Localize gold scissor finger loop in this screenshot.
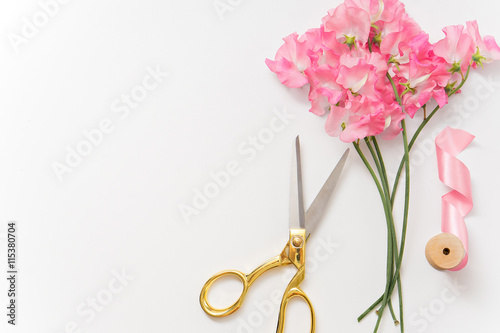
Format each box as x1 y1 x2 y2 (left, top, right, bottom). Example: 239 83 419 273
200 253 287 318
199 270 249 317
276 286 316 333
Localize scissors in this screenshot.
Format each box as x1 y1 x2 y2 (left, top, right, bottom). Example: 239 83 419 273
200 136 349 333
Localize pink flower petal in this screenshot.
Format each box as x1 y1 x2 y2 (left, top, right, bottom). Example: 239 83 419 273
325 105 349 136
323 4 371 45
434 25 474 72
265 57 308 88
265 32 314 88
466 20 500 65
340 113 386 142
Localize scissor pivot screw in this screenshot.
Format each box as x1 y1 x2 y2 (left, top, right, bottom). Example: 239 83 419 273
292 236 303 248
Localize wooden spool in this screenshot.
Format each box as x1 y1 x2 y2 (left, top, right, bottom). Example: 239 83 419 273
425 233 465 270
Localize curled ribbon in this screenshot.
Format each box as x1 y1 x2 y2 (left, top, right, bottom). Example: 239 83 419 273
433 126 475 271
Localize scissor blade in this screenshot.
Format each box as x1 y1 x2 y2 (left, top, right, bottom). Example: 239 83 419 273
305 148 349 238
289 136 306 230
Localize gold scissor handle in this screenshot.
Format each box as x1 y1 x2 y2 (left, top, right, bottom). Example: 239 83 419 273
276 267 315 333
200 269 249 317
200 253 289 317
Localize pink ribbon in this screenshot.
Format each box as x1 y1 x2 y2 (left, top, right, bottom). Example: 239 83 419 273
435 127 474 271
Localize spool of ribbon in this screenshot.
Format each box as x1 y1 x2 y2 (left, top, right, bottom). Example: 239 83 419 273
425 127 474 271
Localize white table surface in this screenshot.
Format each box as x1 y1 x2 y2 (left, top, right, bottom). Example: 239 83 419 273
1 1 499 332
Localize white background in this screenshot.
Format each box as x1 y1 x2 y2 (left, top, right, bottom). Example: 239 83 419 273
1 0 499 332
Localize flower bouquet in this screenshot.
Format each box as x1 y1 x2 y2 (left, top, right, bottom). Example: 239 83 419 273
266 0 499 331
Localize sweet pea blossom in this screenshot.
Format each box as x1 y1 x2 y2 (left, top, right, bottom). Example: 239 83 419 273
466 20 500 68
305 65 344 116
322 4 371 47
377 101 405 140
337 56 380 98
433 25 475 73
265 0 499 142
396 53 450 117
325 94 385 141
345 0 385 23
378 15 421 59
265 33 312 88
377 0 405 24
325 94 403 142
307 27 350 68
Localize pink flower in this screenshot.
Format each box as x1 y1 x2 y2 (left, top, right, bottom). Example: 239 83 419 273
339 112 386 142
336 55 379 98
325 95 388 142
379 15 421 58
396 54 450 117
320 29 351 63
325 105 349 138
322 4 371 47
325 92 404 142
305 65 344 116
265 33 312 88
466 20 500 68
433 25 475 73
405 32 433 62
378 101 405 140
345 0 385 23
364 51 389 76
307 27 350 68
377 0 405 24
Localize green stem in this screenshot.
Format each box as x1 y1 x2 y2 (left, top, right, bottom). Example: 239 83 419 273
394 118 410 331
373 137 401 327
352 142 394 279
352 142 385 205
359 138 397 332
370 137 400 279
388 299 399 325
397 274 404 332
386 72 402 105
390 104 438 206
359 127 410 319
372 137 399 269
358 295 383 322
